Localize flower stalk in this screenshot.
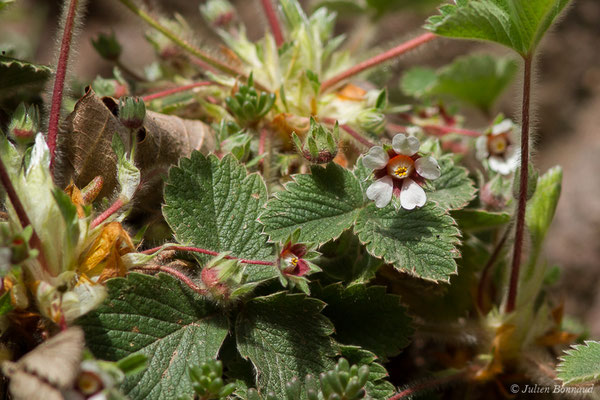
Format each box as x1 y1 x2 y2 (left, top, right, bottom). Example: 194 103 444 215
260 0 284 47
505 55 533 313
320 32 437 92
47 0 81 169
322 117 375 148
141 245 275 266
142 81 213 102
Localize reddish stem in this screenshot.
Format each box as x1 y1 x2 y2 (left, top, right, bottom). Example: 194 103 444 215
505 56 532 313
258 128 268 167
142 82 213 102
90 198 125 229
48 0 80 169
0 158 50 273
321 32 437 92
322 117 375 148
260 0 284 47
133 265 207 295
141 245 275 266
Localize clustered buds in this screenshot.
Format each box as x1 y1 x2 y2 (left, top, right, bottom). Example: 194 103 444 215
225 74 275 127
292 117 339 164
8 103 39 147
91 31 122 62
188 360 236 399
118 96 146 130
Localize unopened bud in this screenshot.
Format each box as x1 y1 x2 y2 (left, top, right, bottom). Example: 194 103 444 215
294 118 339 164
356 108 385 135
200 254 243 301
119 97 146 130
91 32 122 61
9 103 39 146
200 0 237 29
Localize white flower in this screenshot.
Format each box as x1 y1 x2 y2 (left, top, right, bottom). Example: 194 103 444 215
476 119 519 175
362 133 441 210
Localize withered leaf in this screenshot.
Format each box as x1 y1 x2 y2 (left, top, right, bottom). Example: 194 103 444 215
55 87 215 216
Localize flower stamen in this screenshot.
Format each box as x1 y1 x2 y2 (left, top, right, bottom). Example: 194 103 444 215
387 155 414 180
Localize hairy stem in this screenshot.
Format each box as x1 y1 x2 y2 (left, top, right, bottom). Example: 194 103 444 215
90 198 125 229
0 158 50 273
260 0 284 47
116 0 269 91
506 56 533 313
388 369 470 400
47 0 80 169
142 81 213 102
141 245 275 266
321 32 436 92
133 265 207 295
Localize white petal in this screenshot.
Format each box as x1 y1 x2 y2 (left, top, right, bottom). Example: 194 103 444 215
475 135 489 161
366 176 393 208
415 156 441 180
492 119 513 135
392 134 420 156
400 178 426 210
489 156 516 175
362 146 389 170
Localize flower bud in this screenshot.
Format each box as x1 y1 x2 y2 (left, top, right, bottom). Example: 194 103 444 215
200 0 237 29
8 103 39 147
91 32 122 61
356 108 385 135
200 254 243 301
293 117 339 164
119 97 146 130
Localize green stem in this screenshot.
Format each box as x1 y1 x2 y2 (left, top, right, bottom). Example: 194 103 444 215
116 0 269 91
505 55 533 313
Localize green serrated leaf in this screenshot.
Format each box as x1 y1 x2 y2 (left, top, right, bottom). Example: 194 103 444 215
236 292 338 399
403 54 518 112
451 209 510 232
313 284 413 359
0 56 51 99
355 203 460 282
427 156 476 211
77 273 229 400
526 166 562 248
339 346 396 399
163 153 276 282
261 163 365 245
557 341 600 385
426 0 573 56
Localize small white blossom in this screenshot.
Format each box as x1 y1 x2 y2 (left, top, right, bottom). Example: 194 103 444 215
476 119 519 175
362 133 441 210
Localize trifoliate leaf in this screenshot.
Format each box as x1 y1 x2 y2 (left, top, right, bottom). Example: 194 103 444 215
77 273 229 400
402 54 518 112
236 292 338 399
354 203 460 282
0 56 51 99
261 163 365 245
426 0 573 56
557 341 600 385
163 153 276 282
339 346 396 399
452 209 511 232
313 284 413 358
427 156 476 211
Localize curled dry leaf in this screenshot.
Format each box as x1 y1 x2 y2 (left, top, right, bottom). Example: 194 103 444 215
54 86 215 217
